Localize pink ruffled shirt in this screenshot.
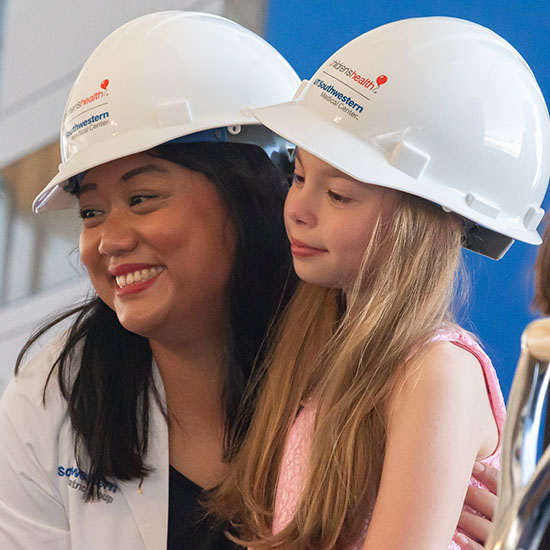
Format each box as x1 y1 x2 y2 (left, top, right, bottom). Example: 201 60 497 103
272 328 506 549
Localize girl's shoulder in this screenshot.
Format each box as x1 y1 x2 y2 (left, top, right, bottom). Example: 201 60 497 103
419 325 495 385
429 325 484 356
409 324 506 439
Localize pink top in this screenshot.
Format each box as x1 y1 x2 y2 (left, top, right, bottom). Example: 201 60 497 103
272 327 506 549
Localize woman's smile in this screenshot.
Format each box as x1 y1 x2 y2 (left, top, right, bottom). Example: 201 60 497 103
108 263 166 294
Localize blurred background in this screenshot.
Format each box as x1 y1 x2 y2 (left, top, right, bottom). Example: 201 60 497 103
0 0 549 403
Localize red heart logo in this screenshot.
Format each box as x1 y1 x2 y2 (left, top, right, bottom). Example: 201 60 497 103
376 75 387 86
100 79 109 90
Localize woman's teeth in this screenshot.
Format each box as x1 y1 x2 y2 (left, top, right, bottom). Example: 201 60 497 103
115 266 164 288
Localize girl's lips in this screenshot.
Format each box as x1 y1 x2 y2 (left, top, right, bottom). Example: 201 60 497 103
290 239 328 258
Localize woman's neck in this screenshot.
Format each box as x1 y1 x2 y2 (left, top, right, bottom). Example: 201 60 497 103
150 329 231 489
149 330 229 417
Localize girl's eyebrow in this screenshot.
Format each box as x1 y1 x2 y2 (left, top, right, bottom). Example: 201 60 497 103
295 149 351 179
78 164 170 196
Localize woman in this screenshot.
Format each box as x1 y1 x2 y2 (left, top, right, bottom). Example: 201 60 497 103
0 12 299 550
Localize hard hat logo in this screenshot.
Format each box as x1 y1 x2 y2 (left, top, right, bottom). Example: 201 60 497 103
373 75 388 92
328 58 387 96
313 78 363 121
64 111 110 140
64 82 110 121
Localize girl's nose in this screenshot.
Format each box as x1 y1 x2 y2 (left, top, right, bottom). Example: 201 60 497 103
285 182 318 227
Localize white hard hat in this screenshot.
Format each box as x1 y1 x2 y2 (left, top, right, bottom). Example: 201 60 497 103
252 17 550 259
33 11 300 213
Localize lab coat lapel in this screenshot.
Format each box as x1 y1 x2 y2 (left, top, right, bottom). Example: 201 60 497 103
119 365 169 550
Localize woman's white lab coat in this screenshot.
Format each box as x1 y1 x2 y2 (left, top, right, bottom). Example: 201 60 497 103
0 336 170 550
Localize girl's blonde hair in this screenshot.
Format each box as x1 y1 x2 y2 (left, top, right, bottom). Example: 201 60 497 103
212 192 464 549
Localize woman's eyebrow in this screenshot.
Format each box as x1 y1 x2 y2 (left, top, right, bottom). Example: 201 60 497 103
121 164 169 181
77 164 170 196
77 183 97 196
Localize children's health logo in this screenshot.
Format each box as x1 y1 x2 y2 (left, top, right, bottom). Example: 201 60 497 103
329 59 388 93
65 79 110 119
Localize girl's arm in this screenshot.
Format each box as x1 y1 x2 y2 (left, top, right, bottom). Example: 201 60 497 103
362 341 498 550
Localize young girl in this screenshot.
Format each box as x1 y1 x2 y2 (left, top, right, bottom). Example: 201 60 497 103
214 17 550 550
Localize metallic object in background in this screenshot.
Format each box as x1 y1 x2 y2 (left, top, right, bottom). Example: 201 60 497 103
487 318 550 550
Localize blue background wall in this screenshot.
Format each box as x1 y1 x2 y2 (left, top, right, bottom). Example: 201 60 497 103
266 0 550 402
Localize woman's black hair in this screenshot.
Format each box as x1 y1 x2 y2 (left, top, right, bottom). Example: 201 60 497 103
16 142 296 500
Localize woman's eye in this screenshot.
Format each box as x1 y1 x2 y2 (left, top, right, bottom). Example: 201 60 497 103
79 208 101 219
129 194 156 206
328 190 351 204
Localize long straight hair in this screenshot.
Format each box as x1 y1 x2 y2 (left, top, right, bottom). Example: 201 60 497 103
16 142 296 500
213 192 464 549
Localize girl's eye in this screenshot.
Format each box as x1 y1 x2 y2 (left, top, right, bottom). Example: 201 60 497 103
291 173 305 186
328 190 351 204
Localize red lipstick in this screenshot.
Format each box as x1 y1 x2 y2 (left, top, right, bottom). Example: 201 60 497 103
109 263 165 296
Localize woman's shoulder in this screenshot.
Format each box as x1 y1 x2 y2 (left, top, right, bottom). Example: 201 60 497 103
0 333 77 493
1 331 77 419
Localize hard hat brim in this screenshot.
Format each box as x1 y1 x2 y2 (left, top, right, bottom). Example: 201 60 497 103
33 121 265 213
252 100 543 247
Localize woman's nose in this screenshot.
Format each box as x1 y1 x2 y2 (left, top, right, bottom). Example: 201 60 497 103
98 209 138 256
285 183 317 227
